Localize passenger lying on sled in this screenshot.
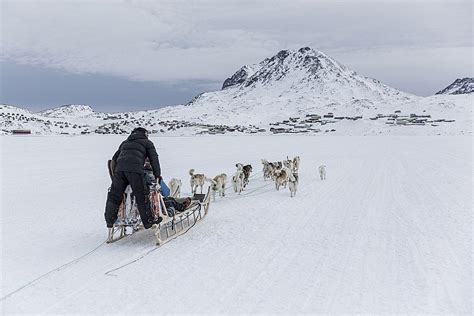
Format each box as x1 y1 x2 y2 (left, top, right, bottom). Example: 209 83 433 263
143 159 192 216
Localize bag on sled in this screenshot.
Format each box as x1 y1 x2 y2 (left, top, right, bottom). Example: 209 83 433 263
160 179 170 197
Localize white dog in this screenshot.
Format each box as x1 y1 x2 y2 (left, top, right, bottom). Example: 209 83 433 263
210 173 227 201
168 178 182 198
288 172 298 197
232 165 245 194
318 165 326 180
189 169 207 193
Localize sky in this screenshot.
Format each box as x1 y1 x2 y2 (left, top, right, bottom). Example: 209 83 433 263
0 0 472 112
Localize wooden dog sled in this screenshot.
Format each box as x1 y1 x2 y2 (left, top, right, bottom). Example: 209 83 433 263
106 160 211 245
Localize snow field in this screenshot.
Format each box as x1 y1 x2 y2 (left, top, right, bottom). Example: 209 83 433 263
1 135 472 313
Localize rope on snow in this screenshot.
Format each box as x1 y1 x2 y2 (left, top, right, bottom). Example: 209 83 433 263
0 235 111 302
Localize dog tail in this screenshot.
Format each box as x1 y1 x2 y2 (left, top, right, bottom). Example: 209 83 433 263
189 169 195 176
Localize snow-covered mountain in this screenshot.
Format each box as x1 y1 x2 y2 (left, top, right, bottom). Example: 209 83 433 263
175 47 411 125
436 78 474 95
39 104 97 118
154 47 471 134
1 47 472 136
222 47 406 98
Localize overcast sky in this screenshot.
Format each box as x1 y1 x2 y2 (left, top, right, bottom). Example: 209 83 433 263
1 0 472 112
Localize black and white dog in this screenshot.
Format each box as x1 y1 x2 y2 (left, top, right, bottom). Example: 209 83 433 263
235 163 253 188
262 160 283 181
242 164 253 187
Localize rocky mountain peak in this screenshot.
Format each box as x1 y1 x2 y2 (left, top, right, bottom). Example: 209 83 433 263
436 78 474 95
222 65 257 90
221 47 338 91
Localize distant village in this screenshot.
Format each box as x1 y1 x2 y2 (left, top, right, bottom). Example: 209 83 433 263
1 108 456 136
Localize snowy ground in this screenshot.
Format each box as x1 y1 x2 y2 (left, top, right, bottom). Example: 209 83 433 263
1 135 472 314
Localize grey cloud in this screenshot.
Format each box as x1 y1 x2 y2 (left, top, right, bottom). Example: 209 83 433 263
0 0 472 99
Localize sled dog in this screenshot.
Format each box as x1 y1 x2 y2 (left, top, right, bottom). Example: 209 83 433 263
293 156 301 173
241 164 253 187
288 172 299 197
210 173 227 201
271 162 284 180
284 157 295 172
269 161 283 180
261 159 274 181
318 165 326 180
189 169 207 193
274 167 291 190
168 178 182 198
232 164 245 194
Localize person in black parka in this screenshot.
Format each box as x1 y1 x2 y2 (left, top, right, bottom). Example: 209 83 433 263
104 127 162 229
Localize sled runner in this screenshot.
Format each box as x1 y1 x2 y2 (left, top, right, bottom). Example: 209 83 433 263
106 160 211 245
105 186 141 243
153 187 211 246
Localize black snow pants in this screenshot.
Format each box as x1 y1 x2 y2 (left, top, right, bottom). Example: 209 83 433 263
104 171 154 229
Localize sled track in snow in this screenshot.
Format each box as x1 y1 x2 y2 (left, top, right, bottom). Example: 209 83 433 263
1 169 294 304
1 205 210 304
0 239 108 302
1 176 266 301
104 209 203 276
3 137 471 313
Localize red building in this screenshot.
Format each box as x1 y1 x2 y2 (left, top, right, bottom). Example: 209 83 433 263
11 129 31 135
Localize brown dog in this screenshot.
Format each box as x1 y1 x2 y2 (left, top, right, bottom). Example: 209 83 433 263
189 169 207 194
